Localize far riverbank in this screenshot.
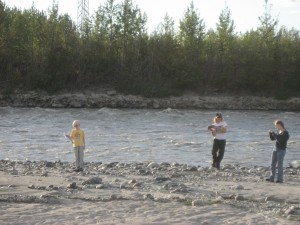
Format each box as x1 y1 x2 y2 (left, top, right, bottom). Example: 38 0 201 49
1 90 300 110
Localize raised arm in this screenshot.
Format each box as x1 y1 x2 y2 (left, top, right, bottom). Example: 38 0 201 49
216 126 227 133
272 131 289 143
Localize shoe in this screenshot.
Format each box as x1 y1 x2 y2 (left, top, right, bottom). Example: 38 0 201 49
73 168 83 172
266 178 274 182
276 180 283 183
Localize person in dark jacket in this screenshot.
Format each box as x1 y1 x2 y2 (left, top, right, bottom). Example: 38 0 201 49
266 120 289 183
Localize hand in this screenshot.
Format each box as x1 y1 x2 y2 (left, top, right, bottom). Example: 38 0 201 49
211 128 216 136
208 125 215 130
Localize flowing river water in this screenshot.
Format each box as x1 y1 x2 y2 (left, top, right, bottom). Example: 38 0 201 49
0 107 299 167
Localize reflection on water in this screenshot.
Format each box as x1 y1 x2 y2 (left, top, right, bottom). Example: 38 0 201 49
0 107 299 167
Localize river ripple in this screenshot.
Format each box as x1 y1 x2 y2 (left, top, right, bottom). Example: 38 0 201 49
0 107 299 167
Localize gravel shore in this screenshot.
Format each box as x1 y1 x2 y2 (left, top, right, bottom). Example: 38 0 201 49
1 160 300 224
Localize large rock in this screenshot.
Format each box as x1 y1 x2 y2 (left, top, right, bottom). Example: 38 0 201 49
290 160 300 169
82 177 102 185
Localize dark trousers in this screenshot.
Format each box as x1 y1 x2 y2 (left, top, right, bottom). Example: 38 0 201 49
212 139 226 168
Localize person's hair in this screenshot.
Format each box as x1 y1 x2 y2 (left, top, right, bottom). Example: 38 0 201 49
275 120 285 129
214 115 223 123
72 120 80 127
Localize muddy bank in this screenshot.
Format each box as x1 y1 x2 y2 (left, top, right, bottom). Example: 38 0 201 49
1 90 300 110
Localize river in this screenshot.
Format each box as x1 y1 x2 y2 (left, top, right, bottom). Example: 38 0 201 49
0 107 299 167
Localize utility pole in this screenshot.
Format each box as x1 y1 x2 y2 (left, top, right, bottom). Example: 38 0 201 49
77 0 89 35
76 0 89 86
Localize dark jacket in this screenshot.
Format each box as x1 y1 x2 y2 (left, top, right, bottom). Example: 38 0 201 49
269 130 289 150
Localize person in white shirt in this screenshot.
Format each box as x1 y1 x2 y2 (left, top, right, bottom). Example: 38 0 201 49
208 112 227 169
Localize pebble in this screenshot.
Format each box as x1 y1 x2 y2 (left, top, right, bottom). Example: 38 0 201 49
128 179 137 184
110 194 118 200
265 196 285 203
37 186 46 190
147 162 159 168
188 166 198 171
133 182 142 188
235 195 245 201
45 162 55 168
41 171 48 177
143 194 154 200
67 182 77 189
83 184 96 189
170 188 188 193
138 169 151 175
28 184 35 189
10 170 18 175
96 184 105 189
290 160 300 169
231 185 244 190
155 177 170 182
223 164 236 170
171 162 180 167
120 181 128 189
192 200 204 206
216 196 224 202
285 206 295 215
81 177 102 185
160 162 170 167
256 167 268 172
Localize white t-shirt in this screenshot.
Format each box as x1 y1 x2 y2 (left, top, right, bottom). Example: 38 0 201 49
213 121 227 140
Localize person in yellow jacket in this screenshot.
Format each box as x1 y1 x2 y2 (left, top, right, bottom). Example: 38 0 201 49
70 120 85 172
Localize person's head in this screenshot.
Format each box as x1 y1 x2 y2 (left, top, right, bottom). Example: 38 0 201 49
214 112 223 123
72 120 80 128
275 120 285 130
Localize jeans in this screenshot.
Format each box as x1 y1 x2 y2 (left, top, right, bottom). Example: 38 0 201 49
270 148 286 182
212 139 226 169
74 146 84 169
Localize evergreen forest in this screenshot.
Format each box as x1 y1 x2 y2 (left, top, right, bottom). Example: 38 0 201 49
0 0 300 98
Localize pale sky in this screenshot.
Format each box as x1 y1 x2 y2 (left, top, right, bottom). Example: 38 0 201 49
4 0 300 33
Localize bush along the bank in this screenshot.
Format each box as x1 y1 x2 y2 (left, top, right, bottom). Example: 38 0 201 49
0 0 300 98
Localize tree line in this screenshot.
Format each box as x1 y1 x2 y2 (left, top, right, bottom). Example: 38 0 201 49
0 0 299 98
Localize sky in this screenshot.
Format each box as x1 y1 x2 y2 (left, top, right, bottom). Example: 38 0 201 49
4 0 300 33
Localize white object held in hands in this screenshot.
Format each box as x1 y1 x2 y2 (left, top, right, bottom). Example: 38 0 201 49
64 133 73 143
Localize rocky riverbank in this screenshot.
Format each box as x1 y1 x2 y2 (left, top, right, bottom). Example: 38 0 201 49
1 90 300 110
1 159 300 224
